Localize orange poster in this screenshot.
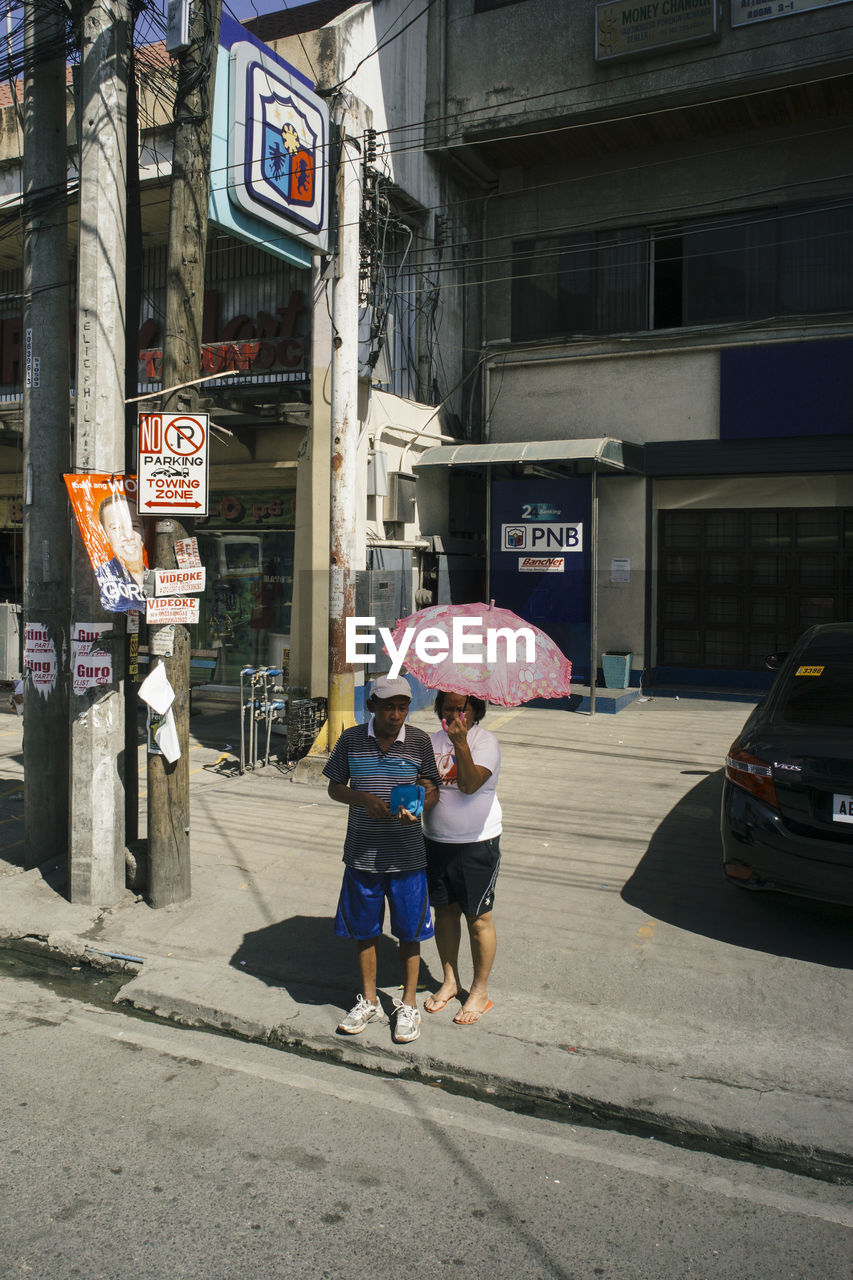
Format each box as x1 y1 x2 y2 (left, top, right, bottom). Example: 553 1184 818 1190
63 473 148 613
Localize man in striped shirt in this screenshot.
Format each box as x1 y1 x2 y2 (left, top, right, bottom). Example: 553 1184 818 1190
324 675 440 1043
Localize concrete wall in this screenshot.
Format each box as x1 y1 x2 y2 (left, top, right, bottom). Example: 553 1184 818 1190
486 348 720 445
597 475 646 669
481 118 853 344
273 1 437 216
414 464 450 538
655 473 853 511
430 0 853 146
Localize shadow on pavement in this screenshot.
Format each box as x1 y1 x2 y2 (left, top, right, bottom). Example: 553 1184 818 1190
0 844 68 893
622 770 853 969
188 707 242 752
230 916 437 1011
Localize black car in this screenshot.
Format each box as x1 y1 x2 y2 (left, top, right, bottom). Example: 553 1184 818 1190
721 622 853 905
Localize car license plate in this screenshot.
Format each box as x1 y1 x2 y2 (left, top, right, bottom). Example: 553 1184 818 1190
832 794 853 824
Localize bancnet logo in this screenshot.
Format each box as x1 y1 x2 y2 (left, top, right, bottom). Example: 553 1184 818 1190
346 617 536 679
519 556 564 573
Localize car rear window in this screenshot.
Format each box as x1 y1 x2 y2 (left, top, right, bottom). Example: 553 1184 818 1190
778 659 853 728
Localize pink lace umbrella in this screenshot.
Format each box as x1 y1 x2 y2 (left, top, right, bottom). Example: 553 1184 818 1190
387 601 572 708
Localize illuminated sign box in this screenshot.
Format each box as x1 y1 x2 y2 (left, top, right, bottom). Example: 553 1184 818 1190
595 1 719 62
227 37 329 253
210 15 325 266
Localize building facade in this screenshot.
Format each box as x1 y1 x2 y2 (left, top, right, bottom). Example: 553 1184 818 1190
415 0 853 690
0 0 470 721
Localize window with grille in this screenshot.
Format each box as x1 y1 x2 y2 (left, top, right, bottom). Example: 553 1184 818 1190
512 200 853 341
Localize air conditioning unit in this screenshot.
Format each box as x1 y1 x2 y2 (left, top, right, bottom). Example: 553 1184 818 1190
383 471 416 523
0 603 21 681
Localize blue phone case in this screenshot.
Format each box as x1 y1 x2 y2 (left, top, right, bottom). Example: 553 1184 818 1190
390 783 425 817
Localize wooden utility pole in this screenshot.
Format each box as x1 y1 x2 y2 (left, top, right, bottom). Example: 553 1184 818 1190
147 0 221 907
22 0 72 867
68 0 130 904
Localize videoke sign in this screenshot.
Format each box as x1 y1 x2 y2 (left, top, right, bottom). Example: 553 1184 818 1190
138 412 209 517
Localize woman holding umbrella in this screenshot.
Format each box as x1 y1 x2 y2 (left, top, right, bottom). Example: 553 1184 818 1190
387 600 570 1021
421 690 502 1025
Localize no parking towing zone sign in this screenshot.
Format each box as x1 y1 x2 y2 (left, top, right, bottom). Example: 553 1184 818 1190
138 412 209 516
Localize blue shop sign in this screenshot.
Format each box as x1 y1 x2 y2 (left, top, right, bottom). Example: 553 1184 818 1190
490 477 592 683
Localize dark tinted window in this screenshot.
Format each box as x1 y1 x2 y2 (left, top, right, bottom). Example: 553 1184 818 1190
777 638 853 728
513 200 853 342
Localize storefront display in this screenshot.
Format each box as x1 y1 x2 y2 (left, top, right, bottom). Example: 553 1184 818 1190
194 489 295 684
0 496 22 603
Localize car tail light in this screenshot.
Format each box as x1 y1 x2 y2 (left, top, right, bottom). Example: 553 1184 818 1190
724 862 758 882
725 746 778 807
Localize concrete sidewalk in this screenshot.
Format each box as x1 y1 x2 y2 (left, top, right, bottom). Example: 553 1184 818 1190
1 695 851 1181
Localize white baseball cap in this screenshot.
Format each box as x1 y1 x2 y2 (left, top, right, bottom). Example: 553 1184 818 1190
369 674 413 701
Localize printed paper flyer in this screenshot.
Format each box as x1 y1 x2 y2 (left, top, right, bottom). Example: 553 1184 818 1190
63 473 148 613
23 622 58 697
71 622 113 696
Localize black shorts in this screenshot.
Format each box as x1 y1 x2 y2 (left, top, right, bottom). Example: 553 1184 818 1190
425 835 501 917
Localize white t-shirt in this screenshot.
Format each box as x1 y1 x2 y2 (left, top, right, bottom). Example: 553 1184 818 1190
422 723 502 843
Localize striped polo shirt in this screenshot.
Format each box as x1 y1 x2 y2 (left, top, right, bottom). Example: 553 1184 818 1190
323 718 441 873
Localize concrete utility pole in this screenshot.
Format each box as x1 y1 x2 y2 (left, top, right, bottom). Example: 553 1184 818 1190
124 53 143 847
22 0 71 867
147 0 221 907
327 102 362 749
69 0 130 905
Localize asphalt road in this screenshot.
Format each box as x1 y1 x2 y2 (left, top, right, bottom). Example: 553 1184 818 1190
1 970 850 1280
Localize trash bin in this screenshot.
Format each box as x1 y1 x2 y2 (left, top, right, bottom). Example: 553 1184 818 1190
602 652 632 689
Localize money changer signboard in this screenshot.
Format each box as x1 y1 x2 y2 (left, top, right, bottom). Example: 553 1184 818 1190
595 1 719 62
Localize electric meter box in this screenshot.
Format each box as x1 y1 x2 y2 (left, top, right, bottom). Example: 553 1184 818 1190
166 0 191 52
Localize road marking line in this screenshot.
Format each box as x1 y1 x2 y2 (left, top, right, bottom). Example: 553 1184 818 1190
487 709 522 732
634 919 658 951
5 994 845 1230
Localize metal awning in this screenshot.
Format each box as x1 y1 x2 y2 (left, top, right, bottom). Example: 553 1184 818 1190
414 437 644 475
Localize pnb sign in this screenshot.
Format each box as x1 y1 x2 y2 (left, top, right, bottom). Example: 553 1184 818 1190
227 37 329 253
502 522 583 552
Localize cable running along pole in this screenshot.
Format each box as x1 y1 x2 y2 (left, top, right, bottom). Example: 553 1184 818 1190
22 0 72 868
146 0 221 907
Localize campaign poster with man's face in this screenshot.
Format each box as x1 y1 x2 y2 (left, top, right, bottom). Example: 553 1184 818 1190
64 473 148 613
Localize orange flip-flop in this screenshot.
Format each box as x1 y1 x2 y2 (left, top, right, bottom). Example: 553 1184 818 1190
453 1000 493 1025
424 993 454 1014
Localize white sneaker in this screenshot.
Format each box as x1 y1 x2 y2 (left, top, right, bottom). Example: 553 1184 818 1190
338 994 382 1034
392 998 421 1043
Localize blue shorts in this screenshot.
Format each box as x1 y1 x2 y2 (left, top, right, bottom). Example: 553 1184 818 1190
334 867 435 942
